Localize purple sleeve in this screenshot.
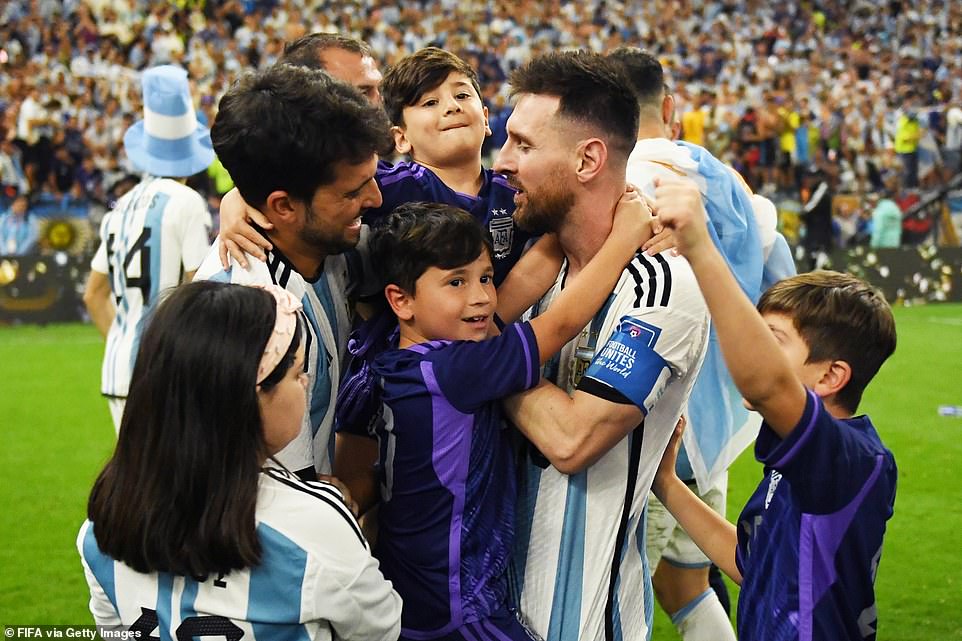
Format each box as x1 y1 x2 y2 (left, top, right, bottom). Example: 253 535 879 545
425 322 540 413
365 163 427 222
755 390 890 513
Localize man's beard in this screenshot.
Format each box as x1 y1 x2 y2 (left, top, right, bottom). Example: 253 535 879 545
513 173 575 235
301 201 359 257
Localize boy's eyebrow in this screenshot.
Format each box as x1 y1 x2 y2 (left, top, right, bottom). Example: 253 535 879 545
440 266 468 276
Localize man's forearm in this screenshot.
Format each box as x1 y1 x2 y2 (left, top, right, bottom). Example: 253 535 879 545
88 302 114 338
505 381 639 474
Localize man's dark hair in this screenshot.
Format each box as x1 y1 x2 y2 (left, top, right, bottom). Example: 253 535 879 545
281 32 374 70
381 47 482 127
87 281 302 579
369 201 492 294
508 51 639 160
758 271 897 414
608 47 665 109
211 64 392 207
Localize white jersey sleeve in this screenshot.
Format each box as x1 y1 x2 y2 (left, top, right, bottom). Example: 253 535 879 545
91 217 109 274
577 254 709 414
164 189 211 273
77 470 402 641
77 522 122 626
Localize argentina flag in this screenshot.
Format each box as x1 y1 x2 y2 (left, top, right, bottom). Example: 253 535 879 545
675 141 789 492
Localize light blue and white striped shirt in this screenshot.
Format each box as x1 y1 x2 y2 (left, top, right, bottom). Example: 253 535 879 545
78 467 401 641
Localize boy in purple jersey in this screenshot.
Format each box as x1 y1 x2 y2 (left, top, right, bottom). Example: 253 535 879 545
650 176 898 641
347 198 652 640
219 47 560 291
373 46 553 287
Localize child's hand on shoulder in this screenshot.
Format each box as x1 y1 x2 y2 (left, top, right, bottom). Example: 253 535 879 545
218 188 273 268
651 176 710 259
651 415 686 502
610 184 654 248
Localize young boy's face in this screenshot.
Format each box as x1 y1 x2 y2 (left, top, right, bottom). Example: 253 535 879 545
762 312 831 391
403 250 496 344
394 71 490 167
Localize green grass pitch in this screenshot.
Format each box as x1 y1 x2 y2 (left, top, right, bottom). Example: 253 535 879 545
0 305 960 638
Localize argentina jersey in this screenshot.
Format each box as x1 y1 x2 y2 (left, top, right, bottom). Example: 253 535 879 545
193 236 361 477
369 161 533 285
91 177 211 398
77 468 402 640
735 391 897 641
512 251 710 641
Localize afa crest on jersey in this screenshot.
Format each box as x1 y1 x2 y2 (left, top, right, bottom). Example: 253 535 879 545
488 210 513 259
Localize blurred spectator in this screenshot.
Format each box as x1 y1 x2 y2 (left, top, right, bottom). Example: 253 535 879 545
0 138 29 196
894 95 922 189
800 166 834 269
0 193 38 255
945 105 962 178
870 191 904 249
2 0 961 258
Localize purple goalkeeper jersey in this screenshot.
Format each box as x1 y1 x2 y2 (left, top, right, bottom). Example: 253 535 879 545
736 390 897 641
371 323 540 639
369 161 532 286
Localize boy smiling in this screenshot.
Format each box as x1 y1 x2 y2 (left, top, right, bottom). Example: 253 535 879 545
357 197 651 640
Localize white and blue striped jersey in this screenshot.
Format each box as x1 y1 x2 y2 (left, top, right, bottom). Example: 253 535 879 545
78 467 401 641
512 252 710 641
91 176 211 398
193 235 365 477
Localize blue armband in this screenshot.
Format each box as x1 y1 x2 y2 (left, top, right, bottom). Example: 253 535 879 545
582 316 670 412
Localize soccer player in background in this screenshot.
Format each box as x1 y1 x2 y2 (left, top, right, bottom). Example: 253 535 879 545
344 196 652 639
492 51 711 641
79 281 401 639
651 175 897 641
83 65 213 433
192 64 393 479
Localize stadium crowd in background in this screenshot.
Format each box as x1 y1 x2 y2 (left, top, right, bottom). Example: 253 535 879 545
1 0 961 252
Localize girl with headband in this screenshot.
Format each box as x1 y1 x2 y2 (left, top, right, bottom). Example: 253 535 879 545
77 281 401 640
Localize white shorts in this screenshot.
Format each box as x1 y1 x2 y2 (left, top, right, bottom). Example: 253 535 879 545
107 397 126 434
646 473 727 570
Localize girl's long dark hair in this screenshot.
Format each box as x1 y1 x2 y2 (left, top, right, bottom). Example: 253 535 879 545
87 281 301 579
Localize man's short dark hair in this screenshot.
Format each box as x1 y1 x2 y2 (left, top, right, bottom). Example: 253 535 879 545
608 47 665 109
381 47 482 127
211 64 392 207
369 202 492 294
281 32 374 71
508 51 639 160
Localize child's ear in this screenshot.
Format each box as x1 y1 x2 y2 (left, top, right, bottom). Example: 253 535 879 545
483 105 491 137
384 283 414 321
814 359 852 402
391 125 412 155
